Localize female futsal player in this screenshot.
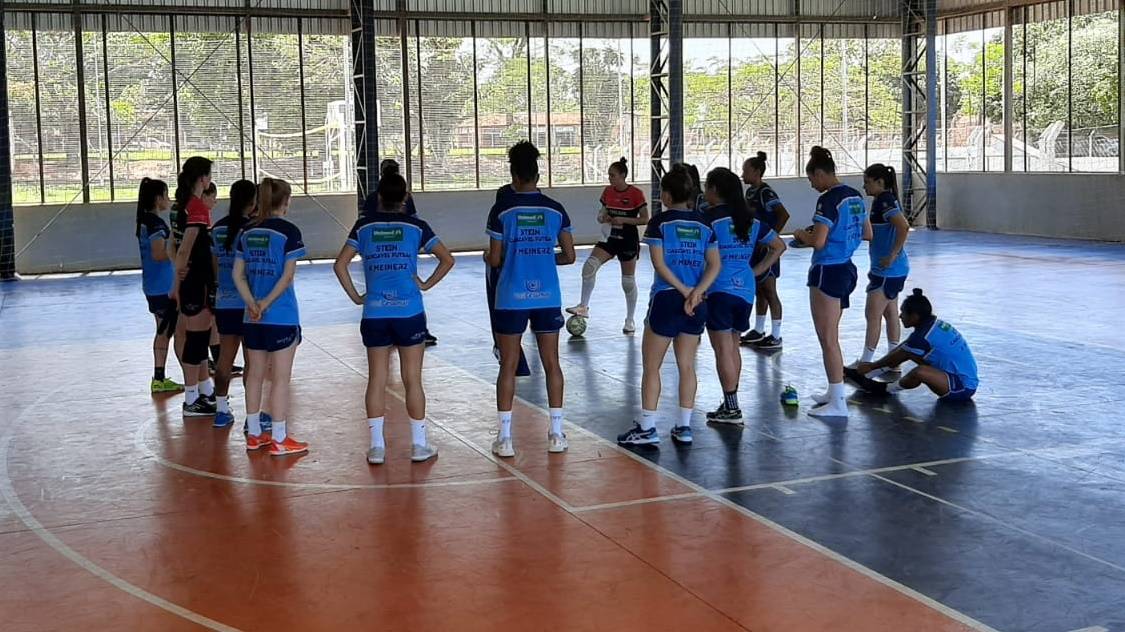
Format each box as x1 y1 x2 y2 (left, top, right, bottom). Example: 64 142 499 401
703 168 785 423
566 157 648 334
486 141 575 458
233 177 308 457
334 172 455 465
852 163 910 376
136 178 181 394
739 152 791 350
171 157 217 417
847 289 979 401
790 147 870 419
617 164 721 446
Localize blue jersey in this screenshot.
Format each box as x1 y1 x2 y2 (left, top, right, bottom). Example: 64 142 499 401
811 184 867 266
869 191 909 277
486 191 572 310
210 216 245 310
347 212 440 319
643 209 717 294
137 213 173 297
235 218 306 326
746 183 783 231
707 205 777 303
903 317 979 390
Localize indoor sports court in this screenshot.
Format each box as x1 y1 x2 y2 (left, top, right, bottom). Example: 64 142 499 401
1 1 1124 631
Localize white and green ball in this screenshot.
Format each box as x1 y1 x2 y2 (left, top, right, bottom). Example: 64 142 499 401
566 315 588 337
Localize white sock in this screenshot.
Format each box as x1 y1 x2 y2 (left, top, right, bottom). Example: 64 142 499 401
622 275 638 321
679 407 693 427
247 411 262 436
828 382 846 403
199 378 214 397
860 347 876 363
549 408 564 436
368 417 385 449
887 381 905 394
216 395 230 414
272 420 287 443
640 409 657 431
185 384 199 405
755 314 767 332
888 339 900 353
580 257 602 307
771 319 782 339
410 418 427 446
497 411 513 440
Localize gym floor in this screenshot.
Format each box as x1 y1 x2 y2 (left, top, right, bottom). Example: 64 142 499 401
1 230 1123 631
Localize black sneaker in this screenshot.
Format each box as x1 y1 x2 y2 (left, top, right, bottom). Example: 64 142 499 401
424 332 438 347
201 392 216 405
706 406 744 424
208 359 216 374
740 330 766 345
231 364 244 377
183 398 217 418
754 335 783 350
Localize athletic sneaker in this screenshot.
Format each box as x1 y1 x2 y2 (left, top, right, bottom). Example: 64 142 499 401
243 411 274 435
670 425 693 444
808 402 849 419
366 446 386 465
270 436 309 457
201 392 216 405
150 378 184 394
740 330 766 345
424 332 438 347
491 437 515 458
212 411 235 429
183 398 216 418
411 444 439 462
780 385 799 407
706 406 744 424
623 319 636 335
844 367 889 394
230 364 244 377
754 335 783 350
246 432 272 451
547 433 568 453
617 423 660 445
565 304 589 318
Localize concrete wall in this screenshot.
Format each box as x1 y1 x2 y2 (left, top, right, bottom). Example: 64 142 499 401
938 172 1125 242
12 176 851 274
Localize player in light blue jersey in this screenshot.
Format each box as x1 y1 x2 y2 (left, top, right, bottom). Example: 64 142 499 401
335 172 455 465
791 147 872 419
852 163 911 379
701 168 785 424
617 165 721 447
234 177 308 458
135 178 183 395
848 289 978 401
485 141 576 458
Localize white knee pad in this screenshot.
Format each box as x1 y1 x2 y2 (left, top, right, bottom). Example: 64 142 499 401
621 274 637 294
582 256 603 281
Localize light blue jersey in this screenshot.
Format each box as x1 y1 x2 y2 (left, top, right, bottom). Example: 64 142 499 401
210 216 245 310
811 184 867 266
707 205 776 304
235 218 306 326
486 191 572 310
137 213 173 297
643 209 717 294
903 317 979 390
347 212 440 319
869 191 909 277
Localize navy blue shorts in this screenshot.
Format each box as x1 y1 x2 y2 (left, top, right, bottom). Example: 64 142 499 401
751 246 780 280
941 373 977 402
146 294 170 316
361 314 428 348
493 308 564 336
705 292 753 333
243 324 301 352
214 308 245 337
808 262 859 309
646 290 707 338
866 273 907 300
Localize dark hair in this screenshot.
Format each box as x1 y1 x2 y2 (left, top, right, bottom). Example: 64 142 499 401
744 151 768 174
684 163 703 207
379 159 400 179
508 141 540 183
705 168 754 243
901 288 933 320
660 163 694 204
609 157 629 178
135 177 168 237
224 179 257 250
173 156 213 235
805 146 836 176
864 163 899 199
377 173 408 211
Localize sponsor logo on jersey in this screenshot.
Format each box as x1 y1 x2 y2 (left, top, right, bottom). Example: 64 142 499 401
517 212 546 227
372 227 405 242
246 234 270 249
676 225 702 241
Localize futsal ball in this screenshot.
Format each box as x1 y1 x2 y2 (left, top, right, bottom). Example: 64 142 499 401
566 315 588 337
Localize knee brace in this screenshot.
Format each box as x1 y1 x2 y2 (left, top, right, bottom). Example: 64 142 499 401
582 256 603 281
621 274 637 294
182 330 212 365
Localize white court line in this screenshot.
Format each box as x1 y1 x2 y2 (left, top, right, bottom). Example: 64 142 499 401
1066 626 1109 632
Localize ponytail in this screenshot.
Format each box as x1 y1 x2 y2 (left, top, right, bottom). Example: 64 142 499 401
660 163 694 204
609 156 629 178
805 146 836 176
901 288 933 320
173 156 213 236
864 163 899 200
224 179 257 250
744 151 767 175
257 177 292 222
135 178 168 237
705 168 754 243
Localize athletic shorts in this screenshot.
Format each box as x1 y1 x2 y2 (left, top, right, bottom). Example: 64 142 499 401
941 373 977 402
646 290 707 338
594 237 640 262
705 292 753 333
214 308 246 337
807 262 859 309
243 324 301 352
361 314 428 348
751 246 781 281
146 294 171 316
179 276 212 317
493 308 564 336
866 273 907 301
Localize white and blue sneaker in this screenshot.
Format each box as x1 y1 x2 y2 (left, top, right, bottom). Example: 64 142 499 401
617 423 660 446
670 425 693 444
212 411 235 429
242 411 274 435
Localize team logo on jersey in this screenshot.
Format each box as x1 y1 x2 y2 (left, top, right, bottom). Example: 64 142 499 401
246 234 270 249
675 225 701 241
526 280 541 292
938 321 953 333
517 212 546 227
848 200 866 215
372 227 404 242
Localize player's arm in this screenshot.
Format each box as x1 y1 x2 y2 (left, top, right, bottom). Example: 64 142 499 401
619 204 649 226
333 244 364 305
771 202 790 234
258 259 298 314
796 222 830 250
751 233 786 277
170 225 200 298
648 244 690 297
555 231 576 266
486 238 504 268
419 242 455 290
863 217 874 242
887 212 910 260
232 258 256 312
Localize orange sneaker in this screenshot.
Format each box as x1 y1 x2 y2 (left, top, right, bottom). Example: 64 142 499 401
246 432 272 451
269 436 308 457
